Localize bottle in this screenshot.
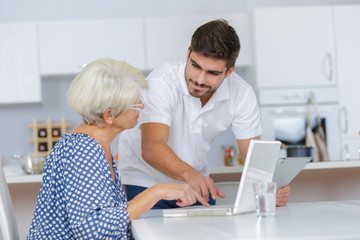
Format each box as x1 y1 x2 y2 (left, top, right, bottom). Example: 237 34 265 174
238 154 243 165
224 147 234 166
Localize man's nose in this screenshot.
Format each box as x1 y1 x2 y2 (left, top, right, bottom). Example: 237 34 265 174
196 71 207 85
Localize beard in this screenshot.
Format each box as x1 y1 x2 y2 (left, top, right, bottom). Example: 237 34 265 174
186 78 222 98
187 79 212 98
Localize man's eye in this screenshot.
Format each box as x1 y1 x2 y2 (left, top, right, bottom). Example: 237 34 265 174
192 63 200 69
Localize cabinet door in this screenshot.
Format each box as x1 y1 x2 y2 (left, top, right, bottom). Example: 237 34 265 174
39 18 146 75
334 5 360 139
0 22 40 103
145 14 251 70
254 6 336 88
341 139 360 161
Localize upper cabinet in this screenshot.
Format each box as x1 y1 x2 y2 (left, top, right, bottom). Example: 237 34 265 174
253 6 337 88
145 13 252 70
0 22 41 104
38 18 146 75
38 14 251 74
334 5 360 158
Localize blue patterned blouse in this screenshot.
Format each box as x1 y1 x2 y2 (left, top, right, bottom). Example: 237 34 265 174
27 133 131 239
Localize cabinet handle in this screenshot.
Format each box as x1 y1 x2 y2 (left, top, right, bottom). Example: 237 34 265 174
327 53 334 81
342 143 351 160
340 105 348 134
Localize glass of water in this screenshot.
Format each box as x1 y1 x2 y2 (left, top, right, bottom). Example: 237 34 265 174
253 181 277 218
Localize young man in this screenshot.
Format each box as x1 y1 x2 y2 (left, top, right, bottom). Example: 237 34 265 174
118 19 290 208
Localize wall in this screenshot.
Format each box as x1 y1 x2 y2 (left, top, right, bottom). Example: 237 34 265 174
0 77 81 165
0 0 254 167
1 0 359 167
2 1 360 239
1 0 360 23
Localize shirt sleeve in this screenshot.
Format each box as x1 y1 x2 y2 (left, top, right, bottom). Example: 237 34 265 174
138 66 177 127
63 141 130 239
232 86 263 139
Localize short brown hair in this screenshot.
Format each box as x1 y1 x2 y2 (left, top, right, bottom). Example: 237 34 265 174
189 19 240 69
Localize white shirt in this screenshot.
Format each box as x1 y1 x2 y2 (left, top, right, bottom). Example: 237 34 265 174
118 61 262 187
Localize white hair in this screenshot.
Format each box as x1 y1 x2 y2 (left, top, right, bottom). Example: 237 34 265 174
67 58 148 127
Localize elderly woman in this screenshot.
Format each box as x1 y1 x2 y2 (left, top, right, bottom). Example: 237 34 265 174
27 59 208 239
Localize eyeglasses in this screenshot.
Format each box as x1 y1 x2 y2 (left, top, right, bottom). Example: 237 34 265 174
130 103 144 111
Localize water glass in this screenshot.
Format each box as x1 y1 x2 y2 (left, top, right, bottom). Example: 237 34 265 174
253 181 277 218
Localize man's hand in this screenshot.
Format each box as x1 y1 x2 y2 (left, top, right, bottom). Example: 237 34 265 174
185 172 226 202
276 185 291 207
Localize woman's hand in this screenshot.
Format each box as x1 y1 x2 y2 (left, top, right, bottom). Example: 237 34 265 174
276 185 291 207
155 183 210 207
127 183 209 221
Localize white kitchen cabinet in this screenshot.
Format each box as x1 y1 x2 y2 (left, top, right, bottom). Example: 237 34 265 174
334 5 360 142
38 18 146 75
0 22 40 104
341 138 360 161
145 13 252 70
253 6 336 88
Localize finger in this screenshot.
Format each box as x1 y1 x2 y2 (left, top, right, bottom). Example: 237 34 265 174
204 178 219 200
175 194 195 207
207 182 219 200
277 185 291 194
276 195 289 207
199 181 209 199
216 188 226 199
195 192 209 207
276 192 290 198
176 199 189 207
276 200 288 207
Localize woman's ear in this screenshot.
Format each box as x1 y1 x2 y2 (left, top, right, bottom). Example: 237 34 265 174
102 108 114 125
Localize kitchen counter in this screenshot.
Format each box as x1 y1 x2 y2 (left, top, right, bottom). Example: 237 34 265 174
5 160 360 239
132 200 360 240
210 159 360 174
210 160 360 203
5 160 360 184
6 174 42 184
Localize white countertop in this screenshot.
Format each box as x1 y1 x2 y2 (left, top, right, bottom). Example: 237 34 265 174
132 200 360 240
210 159 360 174
5 173 42 184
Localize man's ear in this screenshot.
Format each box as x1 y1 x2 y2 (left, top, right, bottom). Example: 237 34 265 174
225 65 235 78
102 108 113 125
186 47 191 59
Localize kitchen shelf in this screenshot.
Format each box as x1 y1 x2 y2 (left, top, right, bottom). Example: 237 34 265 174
28 137 61 143
27 117 71 157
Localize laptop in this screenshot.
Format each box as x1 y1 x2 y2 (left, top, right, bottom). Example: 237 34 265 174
162 140 281 217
